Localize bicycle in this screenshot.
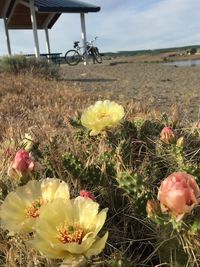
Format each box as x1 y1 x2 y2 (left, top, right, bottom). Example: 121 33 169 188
65 37 102 66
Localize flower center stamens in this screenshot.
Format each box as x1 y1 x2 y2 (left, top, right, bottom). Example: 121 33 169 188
98 112 109 119
25 198 44 218
57 223 84 244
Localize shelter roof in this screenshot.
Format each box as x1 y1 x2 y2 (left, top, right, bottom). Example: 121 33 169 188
0 0 100 29
33 0 100 13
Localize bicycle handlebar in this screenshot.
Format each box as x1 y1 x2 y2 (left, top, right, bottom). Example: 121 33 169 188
74 37 98 46
87 37 98 45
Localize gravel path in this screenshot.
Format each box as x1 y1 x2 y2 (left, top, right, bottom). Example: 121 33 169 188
61 59 200 121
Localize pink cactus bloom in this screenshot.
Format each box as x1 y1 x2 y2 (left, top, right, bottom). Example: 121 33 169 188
160 126 176 144
80 190 96 201
158 172 200 220
11 149 34 176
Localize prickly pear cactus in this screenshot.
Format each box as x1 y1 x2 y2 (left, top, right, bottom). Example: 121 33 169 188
117 171 151 214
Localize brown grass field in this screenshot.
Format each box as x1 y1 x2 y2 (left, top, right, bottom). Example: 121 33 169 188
61 56 200 122
1 54 200 127
0 54 200 267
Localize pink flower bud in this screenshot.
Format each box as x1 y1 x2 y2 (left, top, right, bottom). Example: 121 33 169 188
80 190 96 201
160 126 176 144
158 172 200 220
8 149 34 178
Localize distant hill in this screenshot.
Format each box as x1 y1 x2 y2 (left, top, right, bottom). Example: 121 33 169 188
104 45 200 57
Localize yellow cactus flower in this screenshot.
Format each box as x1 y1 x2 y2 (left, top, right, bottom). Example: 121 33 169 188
31 197 108 265
81 100 125 135
0 178 70 233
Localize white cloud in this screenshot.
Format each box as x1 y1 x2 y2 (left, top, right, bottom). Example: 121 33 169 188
0 0 200 55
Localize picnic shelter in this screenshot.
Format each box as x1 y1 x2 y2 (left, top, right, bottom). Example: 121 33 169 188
0 0 100 59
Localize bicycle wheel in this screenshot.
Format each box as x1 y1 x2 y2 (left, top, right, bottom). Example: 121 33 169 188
65 50 80 65
93 47 102 64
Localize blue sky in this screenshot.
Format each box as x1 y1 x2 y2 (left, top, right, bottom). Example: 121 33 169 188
0 0 200 55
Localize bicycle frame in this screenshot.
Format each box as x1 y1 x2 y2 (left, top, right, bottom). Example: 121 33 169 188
74 37 98 57
65 37 102 65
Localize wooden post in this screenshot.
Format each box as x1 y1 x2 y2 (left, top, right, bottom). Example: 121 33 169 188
3 17 11 55
45 27 51 54
30 0 40 59
80 13 87 65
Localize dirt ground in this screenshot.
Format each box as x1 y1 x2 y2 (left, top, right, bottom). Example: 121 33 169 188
61 55 200 122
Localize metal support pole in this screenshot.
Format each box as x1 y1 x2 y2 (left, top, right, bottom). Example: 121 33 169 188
3 17 11 55
30 0 40 59
45 27 51 54
80 13 87 65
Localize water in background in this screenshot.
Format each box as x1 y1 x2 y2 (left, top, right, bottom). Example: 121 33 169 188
166 59 200 67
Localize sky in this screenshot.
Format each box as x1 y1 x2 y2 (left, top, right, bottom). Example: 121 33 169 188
1 0 200 55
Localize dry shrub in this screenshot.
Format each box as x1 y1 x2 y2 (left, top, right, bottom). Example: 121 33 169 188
0 55 60 79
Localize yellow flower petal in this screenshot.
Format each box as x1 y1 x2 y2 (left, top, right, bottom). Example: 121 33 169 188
55 235 95 254
81 100 124 135
17 180 42 205
0 192 27 232
32 198 108 261
31 238 67 259
90 130 100 136
41 178 70 201
85 232 108 258
0 179 70 234
93 208 108 236
72 197 100 230
34 201 72 245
